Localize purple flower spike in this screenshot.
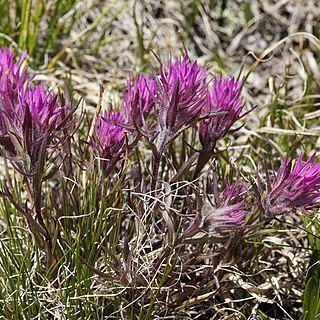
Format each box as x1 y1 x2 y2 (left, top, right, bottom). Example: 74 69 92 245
0 48 28 98
123 75 156 128
93 112 126 164
0 80 70 176
204 183 247 229
0 49 29 139
262 153 320 217
199 75 245 151
23 83 59 128
0 84 61 169
154 55 208 152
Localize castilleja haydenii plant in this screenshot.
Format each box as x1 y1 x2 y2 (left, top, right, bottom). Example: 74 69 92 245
0 48 28 98
153 55 208 153
148 55 208 188
203 183 248 230
92 111 126 174
0 49 72 174
122 74 156 129
181 182 248 241
199 75 245 151
193 75 246 179
262 153 320 217
0 49 28 151
0 48 76 266
2 48 320 313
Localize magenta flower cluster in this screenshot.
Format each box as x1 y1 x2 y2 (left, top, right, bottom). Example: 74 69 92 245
0 49 68 173
182 183 247 239
262 153 320 217
199 75 245 151
0 48 28 98
92 54 320 225
123 75 156 128
93 112 125 164
204 183 248 229
93 55 245 153
91 54 249 226
0 49 28 140
153 55 207 151
3 49 320 229
93 55 245 172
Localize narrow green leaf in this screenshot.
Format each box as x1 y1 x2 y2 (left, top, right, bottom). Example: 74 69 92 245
303 276 320 320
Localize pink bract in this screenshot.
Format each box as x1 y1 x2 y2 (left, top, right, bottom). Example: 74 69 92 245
263 153 320 216
199 75 245 150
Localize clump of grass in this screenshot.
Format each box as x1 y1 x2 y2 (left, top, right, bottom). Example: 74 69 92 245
0 0 126 69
